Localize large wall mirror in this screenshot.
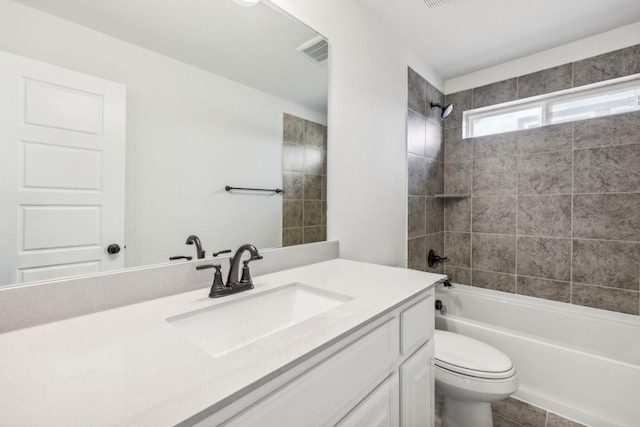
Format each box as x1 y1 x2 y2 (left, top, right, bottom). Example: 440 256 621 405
0 0 328 288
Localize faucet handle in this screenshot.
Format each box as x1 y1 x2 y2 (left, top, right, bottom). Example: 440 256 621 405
212 249 232 257
209 265 226 296
197 264 227 297
196 264 229 298
239 260 254 287
427 249 448 268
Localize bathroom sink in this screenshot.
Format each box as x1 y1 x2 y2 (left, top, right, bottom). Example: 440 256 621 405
167 283 352 357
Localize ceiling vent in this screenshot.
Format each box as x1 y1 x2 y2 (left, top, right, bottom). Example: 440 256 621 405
424 0 450 9
297 36 328 63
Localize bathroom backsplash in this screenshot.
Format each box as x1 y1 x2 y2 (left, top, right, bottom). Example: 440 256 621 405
0 240 339 333
440 44 640 316
282 113 328 246
407 68 446 275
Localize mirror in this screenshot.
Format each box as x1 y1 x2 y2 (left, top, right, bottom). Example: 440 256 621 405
0 0 328 288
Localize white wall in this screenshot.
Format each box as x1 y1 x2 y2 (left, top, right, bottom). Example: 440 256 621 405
270 0 441 267
445 20 640 94
0 1 326 269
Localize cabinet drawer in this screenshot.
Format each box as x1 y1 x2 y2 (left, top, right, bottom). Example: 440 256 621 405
337 374 399 427
223 318 400 427
400 293 433 355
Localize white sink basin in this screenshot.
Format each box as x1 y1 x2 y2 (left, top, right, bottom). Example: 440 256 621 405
167 283 352 357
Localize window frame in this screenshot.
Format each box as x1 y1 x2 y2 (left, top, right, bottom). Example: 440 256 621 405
462 73 640 139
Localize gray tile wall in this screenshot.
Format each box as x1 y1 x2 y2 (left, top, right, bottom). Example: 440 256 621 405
407 68 445 273
442 44 640 316
282 113 327 246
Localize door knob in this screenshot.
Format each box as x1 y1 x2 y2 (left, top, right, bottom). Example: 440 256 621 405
107 244 121 255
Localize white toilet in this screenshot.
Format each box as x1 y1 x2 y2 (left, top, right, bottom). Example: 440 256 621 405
434 330 518 427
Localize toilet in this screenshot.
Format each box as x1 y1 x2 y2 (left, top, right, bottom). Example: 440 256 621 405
434 330 518 427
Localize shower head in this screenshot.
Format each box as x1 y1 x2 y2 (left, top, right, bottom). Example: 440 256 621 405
430 102 455 120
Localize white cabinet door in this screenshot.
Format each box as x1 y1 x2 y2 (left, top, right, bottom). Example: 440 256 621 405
400 343 433 427
337 374 400 427
0 51 126 285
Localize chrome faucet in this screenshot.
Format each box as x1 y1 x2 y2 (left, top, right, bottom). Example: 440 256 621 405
185 235 205 259
227 244 263 288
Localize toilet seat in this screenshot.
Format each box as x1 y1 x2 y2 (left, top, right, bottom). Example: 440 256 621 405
434 330 516 380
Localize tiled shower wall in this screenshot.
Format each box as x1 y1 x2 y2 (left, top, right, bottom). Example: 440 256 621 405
282 113 327 247
407 68 446 273
443 44 640 316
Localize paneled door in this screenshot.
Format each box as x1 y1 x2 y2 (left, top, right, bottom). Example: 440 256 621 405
0 51 126 285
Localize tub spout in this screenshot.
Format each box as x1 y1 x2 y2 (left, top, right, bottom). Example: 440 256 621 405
442 279 454 289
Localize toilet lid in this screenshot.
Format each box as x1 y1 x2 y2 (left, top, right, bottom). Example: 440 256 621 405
434 330 515 379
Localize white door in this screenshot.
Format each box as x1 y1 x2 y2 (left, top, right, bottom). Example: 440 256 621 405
0 51 126 285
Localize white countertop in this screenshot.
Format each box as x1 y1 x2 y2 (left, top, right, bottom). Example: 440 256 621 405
0 259 444 426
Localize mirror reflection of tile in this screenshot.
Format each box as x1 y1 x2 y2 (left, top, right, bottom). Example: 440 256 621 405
282 113 327 246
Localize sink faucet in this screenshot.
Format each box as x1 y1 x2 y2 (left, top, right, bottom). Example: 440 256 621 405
196 244 263 298
185 235 205 259
227 244 263 288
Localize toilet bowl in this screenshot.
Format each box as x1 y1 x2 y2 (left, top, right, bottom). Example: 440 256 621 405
434 330 518 427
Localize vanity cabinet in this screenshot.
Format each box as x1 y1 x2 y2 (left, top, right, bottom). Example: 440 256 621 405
195 289 434 427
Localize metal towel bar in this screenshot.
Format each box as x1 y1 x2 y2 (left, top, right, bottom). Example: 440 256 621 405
225 186 284 194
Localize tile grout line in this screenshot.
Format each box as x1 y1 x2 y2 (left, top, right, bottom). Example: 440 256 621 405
469 89 474 287
468 89 476 286
515 131 519 295
571 280 640 293
570 121 575 305
467 191 640 196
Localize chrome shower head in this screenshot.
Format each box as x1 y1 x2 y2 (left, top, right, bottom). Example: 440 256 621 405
430 102 455 120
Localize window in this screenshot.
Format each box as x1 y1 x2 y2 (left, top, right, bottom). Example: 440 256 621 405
463 74 640 139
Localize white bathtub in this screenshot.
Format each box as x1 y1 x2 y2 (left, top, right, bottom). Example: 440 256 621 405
435 284 640 427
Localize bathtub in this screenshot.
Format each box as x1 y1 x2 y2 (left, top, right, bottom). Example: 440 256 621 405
435 284 640 427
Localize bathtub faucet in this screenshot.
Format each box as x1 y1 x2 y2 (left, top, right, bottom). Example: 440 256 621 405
428 249 448 268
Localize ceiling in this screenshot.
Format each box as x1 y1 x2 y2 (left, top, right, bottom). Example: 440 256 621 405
12 0 329 113
355 0 640 81
10 0 640 105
